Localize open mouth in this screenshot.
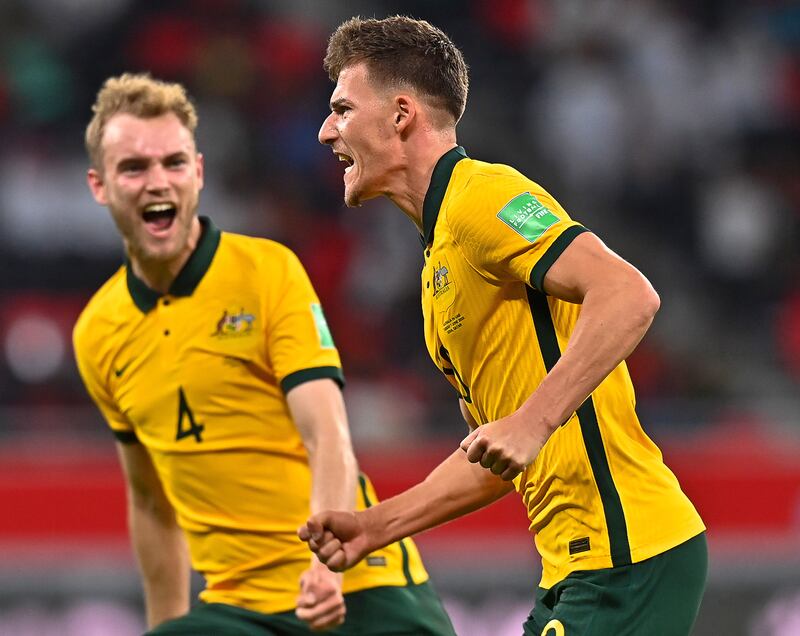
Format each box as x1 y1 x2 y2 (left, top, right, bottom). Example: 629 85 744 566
142 203 177 232
336 152 355 174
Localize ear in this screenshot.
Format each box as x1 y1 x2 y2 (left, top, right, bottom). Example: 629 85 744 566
393 95 416 135
196 152 205 191
87 168 108 206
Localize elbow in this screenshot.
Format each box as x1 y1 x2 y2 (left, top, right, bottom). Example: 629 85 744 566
634 279 660 331
643 284 660 321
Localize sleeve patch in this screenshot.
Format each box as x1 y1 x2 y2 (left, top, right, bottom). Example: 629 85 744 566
310 303 335 349
497 192 559 242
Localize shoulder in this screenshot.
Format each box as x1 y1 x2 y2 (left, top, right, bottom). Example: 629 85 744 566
219 231 302 272
215 232 312 302
446 159 549 221
444 159 559 238
73 266 129 351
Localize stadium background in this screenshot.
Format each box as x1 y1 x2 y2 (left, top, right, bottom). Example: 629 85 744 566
1 1 799 634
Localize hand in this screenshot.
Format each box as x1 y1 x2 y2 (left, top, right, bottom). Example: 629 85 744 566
459 413 546 481
298 511 371 572
295 561 345 631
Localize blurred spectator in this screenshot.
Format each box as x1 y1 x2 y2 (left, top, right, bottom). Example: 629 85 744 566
0 0 797 442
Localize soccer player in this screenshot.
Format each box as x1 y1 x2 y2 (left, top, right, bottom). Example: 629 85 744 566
299 16 708 636
73 73 455 636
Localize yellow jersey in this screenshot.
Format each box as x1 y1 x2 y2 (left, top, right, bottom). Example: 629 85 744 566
421 148 705 589
74 217 428 614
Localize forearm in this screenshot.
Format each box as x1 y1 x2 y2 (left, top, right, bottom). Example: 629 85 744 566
360 449 514 550
129 501 190 628
307 434 358 515
521 280 659 433
289 379 358 515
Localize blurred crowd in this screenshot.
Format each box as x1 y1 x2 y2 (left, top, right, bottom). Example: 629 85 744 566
0 0 798 445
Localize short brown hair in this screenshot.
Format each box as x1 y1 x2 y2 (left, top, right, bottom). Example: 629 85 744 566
324 16 468 125
85 73 198 169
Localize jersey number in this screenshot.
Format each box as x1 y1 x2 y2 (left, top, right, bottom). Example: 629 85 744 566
439 345 472 404
541 619 565 636
176 387 204 442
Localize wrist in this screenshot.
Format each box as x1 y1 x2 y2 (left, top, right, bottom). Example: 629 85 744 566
358 507 386 552
515 400 559 438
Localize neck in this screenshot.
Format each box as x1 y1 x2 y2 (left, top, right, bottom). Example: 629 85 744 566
388 135 458 232
128 217 202 294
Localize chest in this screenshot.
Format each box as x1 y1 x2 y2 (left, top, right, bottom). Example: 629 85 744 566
420 243 505 371
110 292 268 434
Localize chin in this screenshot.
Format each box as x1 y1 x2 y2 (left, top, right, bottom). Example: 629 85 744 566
344 189 361 208
344 183 378 208
134 237 181 263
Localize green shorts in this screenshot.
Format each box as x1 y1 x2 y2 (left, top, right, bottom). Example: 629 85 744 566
147 581 456 636
524 532 708 636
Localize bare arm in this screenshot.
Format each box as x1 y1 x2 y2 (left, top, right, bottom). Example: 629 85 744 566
462 232 661 479
116 442 190 629
299 449 514 571
287 378 358 515
361 448 515 546
286 378 356 630
527 231 659 428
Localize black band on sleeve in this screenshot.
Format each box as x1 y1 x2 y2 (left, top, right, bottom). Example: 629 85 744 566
112 430 140 444
281 366 345 394
529 225 590 293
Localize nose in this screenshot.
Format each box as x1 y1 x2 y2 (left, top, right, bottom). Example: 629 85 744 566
318 112 337 146
145 163 169 191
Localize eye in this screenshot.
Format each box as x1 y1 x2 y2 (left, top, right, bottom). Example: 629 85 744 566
165 155 188 169
119 162 145 175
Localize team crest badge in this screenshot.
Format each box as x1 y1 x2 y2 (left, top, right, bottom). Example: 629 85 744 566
212 307 256 337
434 263 450 294
431 256 455 309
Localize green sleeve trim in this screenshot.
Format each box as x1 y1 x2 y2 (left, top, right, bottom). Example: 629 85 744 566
281 366 345 394
529 225 589 293
113 430 140 444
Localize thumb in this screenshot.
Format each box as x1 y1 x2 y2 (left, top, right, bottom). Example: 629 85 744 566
300 589 316 605
297 579 316 606
298 517 324 542
460 428 479 453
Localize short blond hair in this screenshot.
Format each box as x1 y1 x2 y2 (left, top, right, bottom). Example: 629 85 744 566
85 73 198 169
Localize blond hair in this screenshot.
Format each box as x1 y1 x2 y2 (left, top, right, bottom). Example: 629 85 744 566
85 73 198 169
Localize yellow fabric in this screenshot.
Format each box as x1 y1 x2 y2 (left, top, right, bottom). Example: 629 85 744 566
74 223 428 614
421 153 705 589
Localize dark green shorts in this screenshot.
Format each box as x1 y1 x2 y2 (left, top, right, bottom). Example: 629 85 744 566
147 581 456 635
524 532 708 636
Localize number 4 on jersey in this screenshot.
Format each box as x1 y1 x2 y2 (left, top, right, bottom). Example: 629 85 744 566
176 387 204 442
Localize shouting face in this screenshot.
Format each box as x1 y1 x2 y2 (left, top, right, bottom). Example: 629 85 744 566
318 62 403 207
88 112 204 267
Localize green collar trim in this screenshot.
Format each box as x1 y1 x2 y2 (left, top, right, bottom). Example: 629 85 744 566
127 216 221 313
421 146 467 245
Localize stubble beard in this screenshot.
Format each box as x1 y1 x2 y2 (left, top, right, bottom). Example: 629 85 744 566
344 185 361 208
118 203 198 266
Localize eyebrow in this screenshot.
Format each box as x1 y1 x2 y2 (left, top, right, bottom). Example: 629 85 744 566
329 97 351 110
116 156 148 169
117 150 188 164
